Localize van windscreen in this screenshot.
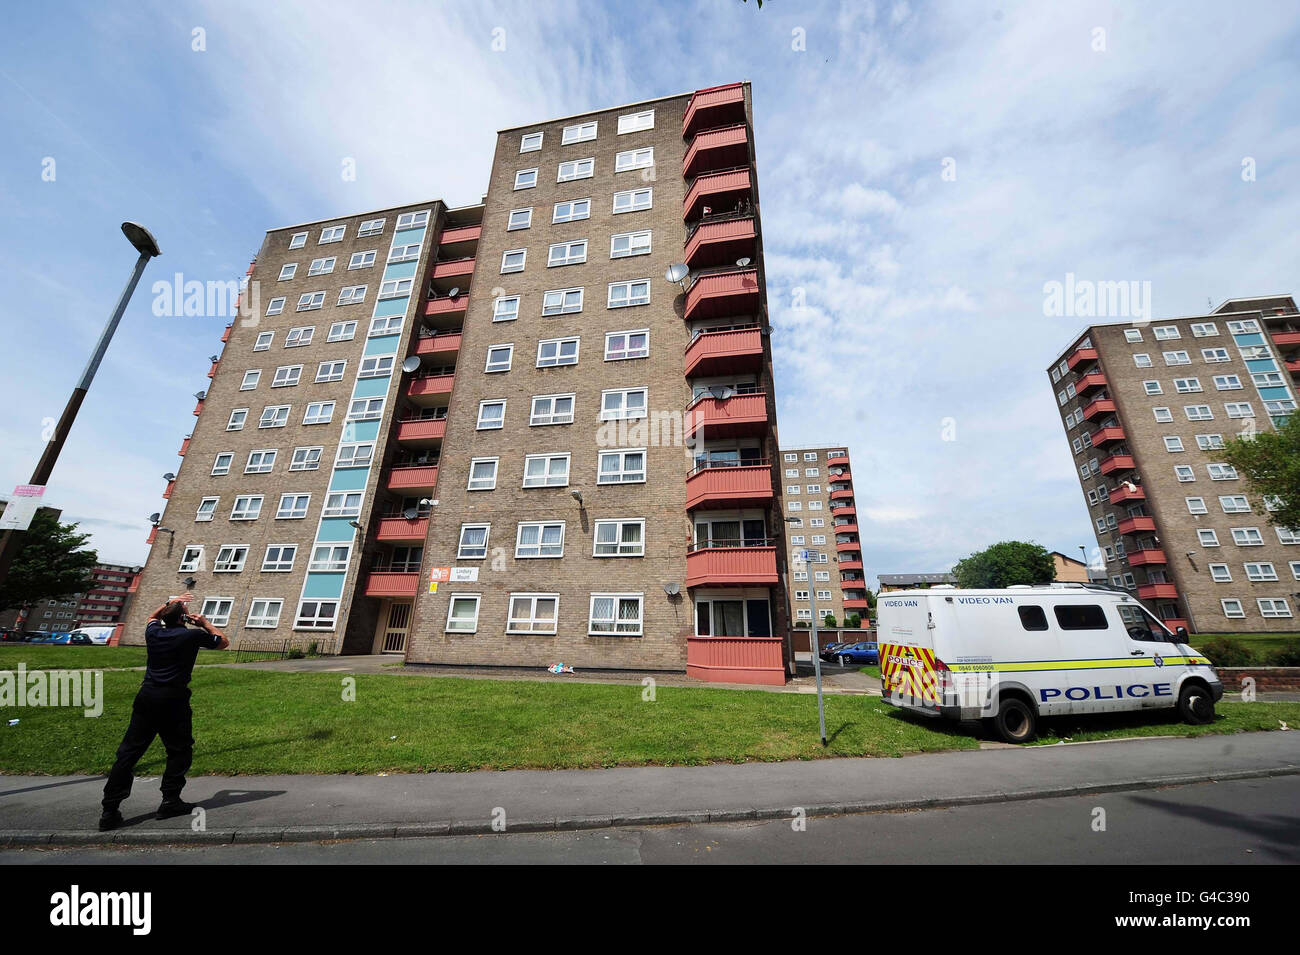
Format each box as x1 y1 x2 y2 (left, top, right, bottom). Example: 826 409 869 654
1053 604 1108 630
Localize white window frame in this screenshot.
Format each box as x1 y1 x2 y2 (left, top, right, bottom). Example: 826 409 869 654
522 453 570 488
597 448 647 484
588 593 644 637
592 519 645 557
515 522 565 559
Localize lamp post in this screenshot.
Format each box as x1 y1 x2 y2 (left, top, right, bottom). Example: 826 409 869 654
787 517 827 746
0 223 160 588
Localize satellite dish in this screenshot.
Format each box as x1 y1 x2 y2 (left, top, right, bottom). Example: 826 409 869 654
194 391 207 401
148 513 161 524
163 472 176 482
402 506 420 520
708 385 735 401
401 355 422 374
209 355 220 363
447 287 460 299
665 263 689 285
663 582 681 596
736 257 752 267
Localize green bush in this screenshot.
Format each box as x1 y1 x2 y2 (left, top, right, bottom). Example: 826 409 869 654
287 647 306 660
1199 637 1254 668
795 621 809 629
847 613 861 628
824 614 837 628
1265 642 1300 667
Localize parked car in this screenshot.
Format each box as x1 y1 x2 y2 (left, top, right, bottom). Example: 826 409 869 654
819 641 850 660
835 642 880 665
0 628 25 643
67 626 114 645
44 633 75 645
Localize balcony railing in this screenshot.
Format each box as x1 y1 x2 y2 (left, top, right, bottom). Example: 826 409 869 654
1091 425 1126 446
425 295 468 316
1109 484 1145 504
683 123 750 178
686 541 779 587
1127 548 1167 566
684 267 759 321
1066 346 1098 370
1082 397 1116 420
684 166 753 221
684 214 756 268
1271 330 1300 346
1117 516 1156 535
1137 583 1177 600
827 454 850 467
686 460 772 510
388 465 440 491
397 418 446 443
220 323 233 343
684 390 768 438
376 517 429 542
1099 453 1135 475
683 324 763 377
1076 371 1108 394
438 224 481 247
364 572 420 597
682 82 746 138
415 331 462 356
431 257 475 279
408 373 455 402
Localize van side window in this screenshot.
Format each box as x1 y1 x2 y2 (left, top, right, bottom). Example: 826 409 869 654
1018 606 1048 631
1053 604 1108 630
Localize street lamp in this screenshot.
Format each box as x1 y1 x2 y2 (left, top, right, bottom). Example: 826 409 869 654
0 222 160 586
786 516 827 746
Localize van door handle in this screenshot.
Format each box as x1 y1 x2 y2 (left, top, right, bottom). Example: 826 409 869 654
1130 649 1146 655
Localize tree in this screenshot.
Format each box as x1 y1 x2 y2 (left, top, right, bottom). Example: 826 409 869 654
1214 414 1299 531
952 541 1056 589
0 510 98 614
823 613 837 628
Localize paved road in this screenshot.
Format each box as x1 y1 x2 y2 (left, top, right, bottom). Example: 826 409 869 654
4 775 1294 864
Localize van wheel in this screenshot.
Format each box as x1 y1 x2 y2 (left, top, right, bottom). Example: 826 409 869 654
1178 684 1215 725
992 697 1036 744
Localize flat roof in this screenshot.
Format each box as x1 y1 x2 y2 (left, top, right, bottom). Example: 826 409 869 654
495 83 746 134
266 199 455 236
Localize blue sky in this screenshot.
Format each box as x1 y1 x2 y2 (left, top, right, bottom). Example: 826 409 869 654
1 0 1298 580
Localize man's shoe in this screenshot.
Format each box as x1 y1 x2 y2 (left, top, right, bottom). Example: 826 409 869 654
156 799 197 820
98 809 125 831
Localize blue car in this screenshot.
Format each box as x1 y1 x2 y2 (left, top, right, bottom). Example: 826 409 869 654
834 641 879 665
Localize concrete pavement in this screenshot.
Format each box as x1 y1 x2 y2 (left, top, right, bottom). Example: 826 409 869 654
0 730 1296 847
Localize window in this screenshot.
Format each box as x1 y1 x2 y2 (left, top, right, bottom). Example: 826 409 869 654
610 231 651 258
597 448 646 484
613 188 652 214
322 491 362 517
1245 562 1278 582
1258 598 1292 619
278 263 297 281
319 225 345 244
493 296 520 322
547 240 587 267
285 326 314 347
477 399 505 429
1225 402 1254 419
522 453 570 488
557 158 594 182
303 401 335 425
516 522 565 558
1198 529 1220 547
1123 328 1143 342
328 321 357 341
316 360 346 382
1195 434 1224 450
485 344 513 373
1291 561 1300 580
214 545 249 572
1209 563 1232 582
297 291 326 311
388 243 421 264
445 595 480 633
553 198 590 223
308 544 350 572
1221 599 1245 619
618 109 654 134
1153 407 1173 423
589 594 643 636
378 278 413 299
245 449 277 474
542 287 583 315
1164 351 1191 366
1133 353 1152 368
457 524 489 560
246 599 283 629
212 452 234 475
1174 465 1195 483
1053 604 1108 629
1143 380 1162 395
594 519 644 557
230 496 262 521
347 397 384 421
537 337 579 366
520 131 543 152
295 600 338 630
396 210 428 229
240 370 261 391
501 249 526 273
276 493 311 520
1184 405 1213 421
1202 347 1231 362
467 458 499 491
347 251 376 270
1154 325 1180 340
1227 319 1260 334
530 393 574 426
369 315 403 337
1191 322 1219 337
561 121 597 144
1208 463 1237 481
178 546 204 573
608 280 650 308
335 443 374 468
507 208 532 231
254 332 273 351
1173 377 1200 393
601 387 647 421
307 257 336 276
358 218 385 237
200 598 234 626
1231 527 1263 546
258 405 290 429
337 285 366 306
506 594 559 634
1185 497 1207 515
358 355 394 377
1213 374 1243 390
226 409 248 431
1279 527 1300 545
289 232 307 250
266 298 285 316
1163 436 1183 452
290 446 323 471
272 365 302 388
615 147 653 172
514 168 538 190
1219 495 1250 513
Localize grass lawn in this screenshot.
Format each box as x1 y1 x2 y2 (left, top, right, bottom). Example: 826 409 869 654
1 668 1297 775
859 664 881 681
0 645 150 670
1033 701 1297 744
1193 633 1300 657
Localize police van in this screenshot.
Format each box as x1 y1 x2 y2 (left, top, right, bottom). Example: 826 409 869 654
877 584 1223 743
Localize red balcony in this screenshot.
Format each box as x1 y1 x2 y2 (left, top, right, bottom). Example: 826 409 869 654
438 224 481 247
1066 346 1098 370
192 399 204 416
407 374 455 403
425 295 467 318
842 598 870 611
1138 583 1178 600
684 167 752 221
178 436 191 456
686 636 784 685
415 332 461 357
1076 371 1108 395
220 324 233 343
431 257 475 280
1271 330 1300 346
833 523 860 536
684 392 768 438
683 83 746 138
1082 397 1116 420
397 418 446 445
684 124 750 178
831 504 857 518
376 517 429 542
162 480 175 500
830 488 854 501
388 465 439 492
839 560 864 572
1160 618 1189 633
146 526 157 544
684 216 756 268
1099 453 1135 475
684 268 759 321
364 573 420 597
1109 484 1146 505
1117 516 1156 535
127 574 140 594
835 539 861 553
207 361 219 378
685 544 779 587
683 326 763 377
1091 425 1126 446
1286 358 1300 374
686 462 773 510
1127 549 1167 566
827 454 850 468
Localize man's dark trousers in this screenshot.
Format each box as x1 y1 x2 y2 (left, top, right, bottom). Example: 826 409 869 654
102 687 194 810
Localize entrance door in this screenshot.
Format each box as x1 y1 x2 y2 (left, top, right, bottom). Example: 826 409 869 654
380 602 411 653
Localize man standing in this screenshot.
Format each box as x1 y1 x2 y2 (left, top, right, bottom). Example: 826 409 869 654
99 592 229 831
